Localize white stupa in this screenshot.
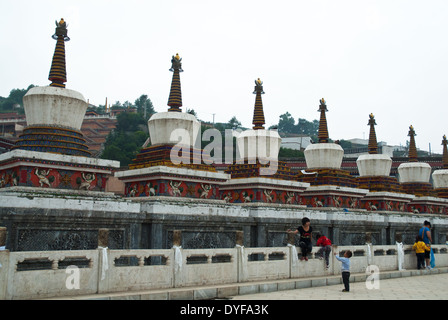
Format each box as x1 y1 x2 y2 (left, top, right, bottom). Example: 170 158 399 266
397 126 432 187
356 114 392 177
0 18 119 195
300 98 368 208
115 54 229 199
221 78 309 204
396 126 448 214
356 114 414 211
235 79 281 166
304 98 344 170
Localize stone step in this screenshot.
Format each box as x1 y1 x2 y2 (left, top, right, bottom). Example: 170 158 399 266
44 266 448 300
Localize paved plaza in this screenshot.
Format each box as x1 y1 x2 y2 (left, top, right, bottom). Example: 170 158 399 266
230 273 448 300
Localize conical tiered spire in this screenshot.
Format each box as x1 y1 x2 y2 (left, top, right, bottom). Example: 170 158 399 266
252 78 265 130
48 19 70 88
317 98 329 143
442 135 448 169
408 125 418 162
167 53 183 112
367 113 378 154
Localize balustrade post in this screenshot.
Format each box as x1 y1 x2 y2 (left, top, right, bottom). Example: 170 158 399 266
287 230 300 278
97 228 110 294
365 232 372 244
395 233 405 270
235 230 247 283
98 228 109 248
365 232 373 266
172 230 183 288
287 231 295 246
235 230 244 247
173 230 182 247
0 228 6 300
0 227 6 250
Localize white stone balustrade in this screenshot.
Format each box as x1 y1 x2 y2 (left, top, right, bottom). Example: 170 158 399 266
0 244 446 299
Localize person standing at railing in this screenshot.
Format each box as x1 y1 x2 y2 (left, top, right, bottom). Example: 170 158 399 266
419 221 433 269
335 250 352 292
287 217 313 261
316 233 332 269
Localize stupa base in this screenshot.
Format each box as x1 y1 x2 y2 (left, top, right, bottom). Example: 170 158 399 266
0 149 119 193
407 196 448 215
360 191 414 212
115 165 229 200
300 185 369 209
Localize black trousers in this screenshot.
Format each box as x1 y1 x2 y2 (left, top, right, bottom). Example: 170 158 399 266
299 241 312 257
416 253 425 269
342 271 350 291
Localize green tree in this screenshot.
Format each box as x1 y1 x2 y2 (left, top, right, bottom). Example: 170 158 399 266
186 108 197 118
338 140 353 150
134 94 155 120
100 111 149 167
0 84 35 113
100 145 129 164
278 147 304 158
227 116 242 129
277 112 296 134
297 118 319 136
116 112 146 132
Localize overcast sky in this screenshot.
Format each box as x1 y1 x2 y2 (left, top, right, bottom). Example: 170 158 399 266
1 0 447 153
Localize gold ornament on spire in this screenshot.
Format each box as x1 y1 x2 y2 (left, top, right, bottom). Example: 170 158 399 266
252 78 265 130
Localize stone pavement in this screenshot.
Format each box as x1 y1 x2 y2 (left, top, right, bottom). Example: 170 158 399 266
231 272 448 300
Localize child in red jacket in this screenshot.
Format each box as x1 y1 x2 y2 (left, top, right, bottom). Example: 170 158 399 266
316 233 332 269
